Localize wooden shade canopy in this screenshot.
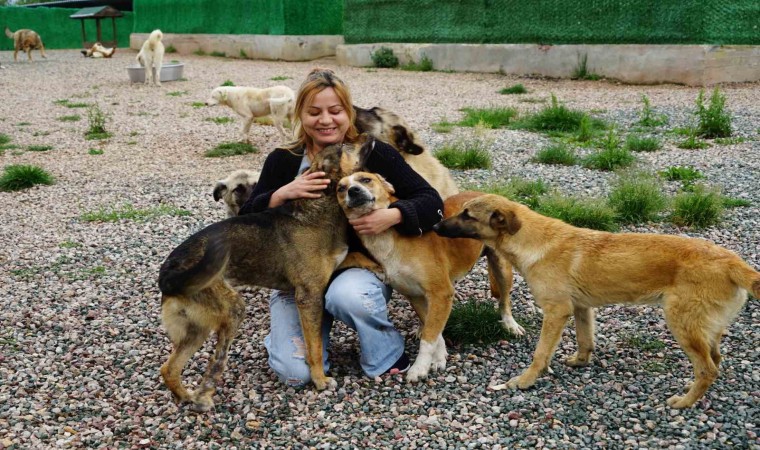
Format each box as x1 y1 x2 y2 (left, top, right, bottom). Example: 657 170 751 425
70 5 124 48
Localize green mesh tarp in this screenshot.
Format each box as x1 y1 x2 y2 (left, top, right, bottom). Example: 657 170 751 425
344 0 760 45
132 0 343 35
0 6 134 50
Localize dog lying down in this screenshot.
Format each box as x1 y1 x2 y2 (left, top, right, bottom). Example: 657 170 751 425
337 172 519 382
433 194 760 408
205 85 295 143
81 42 116 58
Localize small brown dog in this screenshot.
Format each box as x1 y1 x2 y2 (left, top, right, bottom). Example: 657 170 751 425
336 172 519 381
433 194 759 408
5 26 46 62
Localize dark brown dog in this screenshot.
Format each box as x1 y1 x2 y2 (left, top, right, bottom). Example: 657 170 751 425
158 140 368 411
337 172 519 382
5 26 46 62
434 194 760 408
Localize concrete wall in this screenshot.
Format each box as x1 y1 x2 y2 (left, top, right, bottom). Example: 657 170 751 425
130 33 344 62
337 43 760 86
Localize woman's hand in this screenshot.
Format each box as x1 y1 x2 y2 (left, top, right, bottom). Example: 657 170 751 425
269 171 330 207
349 208 402 235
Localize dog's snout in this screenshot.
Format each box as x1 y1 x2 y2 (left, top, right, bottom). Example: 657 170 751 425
432 222 441 232
348 185 362 197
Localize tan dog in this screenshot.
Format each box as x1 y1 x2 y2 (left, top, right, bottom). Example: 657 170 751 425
355 106 458 199
136 29 164 86
336 172 519 381
205 85 295 143
82 42 116 58
5 26 46 62
213 169 260 217
433 194 760 408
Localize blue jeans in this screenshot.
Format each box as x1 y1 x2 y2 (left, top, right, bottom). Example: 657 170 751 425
264 268 405 387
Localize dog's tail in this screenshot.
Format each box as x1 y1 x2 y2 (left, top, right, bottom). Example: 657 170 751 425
158 230 231 297
727 258 760 299
4 27 13 39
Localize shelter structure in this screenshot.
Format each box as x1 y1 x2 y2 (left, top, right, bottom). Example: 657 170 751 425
69 5 124 48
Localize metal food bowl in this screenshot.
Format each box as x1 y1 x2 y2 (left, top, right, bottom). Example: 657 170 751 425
127 62 184 83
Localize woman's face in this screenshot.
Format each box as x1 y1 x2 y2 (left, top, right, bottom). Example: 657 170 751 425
301 87 350 152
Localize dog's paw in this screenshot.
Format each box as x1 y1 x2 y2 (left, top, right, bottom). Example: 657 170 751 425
313 376 337 391
506 373 536 390
406 362 430 383
500 316 525 336
666 394 694 409
565 352 591 367
188 391 215 412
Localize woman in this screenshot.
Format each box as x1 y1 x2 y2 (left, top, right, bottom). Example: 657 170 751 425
239 68 443 387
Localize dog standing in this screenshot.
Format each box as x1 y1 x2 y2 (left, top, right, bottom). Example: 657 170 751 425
136 29 164 86
336 172 520 382
205 85 295 143
158 141 369 411
434 194 759 408
5 26 46 62
213 169 260 217
355 106 459 199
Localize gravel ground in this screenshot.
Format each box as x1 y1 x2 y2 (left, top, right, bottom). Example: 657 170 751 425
0 50 758 449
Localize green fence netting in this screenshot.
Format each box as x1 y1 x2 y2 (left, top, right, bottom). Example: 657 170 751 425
0 6 134 50
132 0 343 35
344 0 760 45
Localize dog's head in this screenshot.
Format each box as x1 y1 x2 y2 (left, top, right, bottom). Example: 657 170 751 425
205 87 228 106
336 172 395 220
433 194 522 243
309 135 372 185
213 169 260 217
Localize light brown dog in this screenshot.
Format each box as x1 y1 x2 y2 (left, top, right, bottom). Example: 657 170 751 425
433 194 760 408
336 172 519 381
354 106 459 199
213 169 260 217
205 85 295 143
82 42 116 58
5 26 46 62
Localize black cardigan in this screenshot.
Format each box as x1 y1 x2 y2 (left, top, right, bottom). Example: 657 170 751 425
239 139 444 253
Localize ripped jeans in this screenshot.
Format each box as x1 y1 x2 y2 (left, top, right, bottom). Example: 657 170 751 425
264 268 405 387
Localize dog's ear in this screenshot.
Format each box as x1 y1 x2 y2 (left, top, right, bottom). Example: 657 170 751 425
373 173 395 195
490 209 521 235
213 182 227 202
391 125 424 155
357 136 375 170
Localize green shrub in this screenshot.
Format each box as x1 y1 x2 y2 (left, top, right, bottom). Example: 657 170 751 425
371 47 399 68
608 171 667 224
165 44 177 53
511 94 606 135
637 95 669 128
534 143 578 166
431 119 456 133
27 145 52 152
695 88 732 138
85 104 111 140
0 164 54 191
206 117 234 124
658 166 705 183
80 204 191 222
474 178 548 209
625 134 662 152
499 84 527 95
401 55 433 72
58 115 81 122
582 130 635 171
458 107 518 128
444 300 520 345
572 54 601 80
210 51 226 58
434 138 491 170
88 148 104 155
0 134 10 145
677 127 709 150
670 185 723 228
205 142 258 157
220 80 235 86
536 195 618 231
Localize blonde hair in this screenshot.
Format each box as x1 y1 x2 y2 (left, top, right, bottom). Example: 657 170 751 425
282 68 359 152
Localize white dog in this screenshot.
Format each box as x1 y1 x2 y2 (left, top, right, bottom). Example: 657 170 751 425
82 42 116 58
213 169 260 217
136 29 164 86
205 85 295 142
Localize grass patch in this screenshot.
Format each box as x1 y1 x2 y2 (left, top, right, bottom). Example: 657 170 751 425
637 95 669 128
431 119 456 133
371 46 399 68
533 143 578 166
499 84 527 95
166 91 189 97
191 102 205 108
695 87 732 138
622 334 667 351
80 203 191 222
210 51 226 57
582 129 635 171
59 240 82 248
55 99 90 109
164 44 177 53
0 134 10 145
572 54 601 80
722 197 751 208
220 80 235 86
608 171 667 224
88 148 104 155
444 300 521 345
518 97 547 104
17 122 31 126
85 104 111 140
434 138 491 170
713 137 746 145
670 184 723 228
474 178 549 209
204 141 258 158
511 94 607 135
400 55 434 72
0 164 55 191
194 49 207 56
270 75 292 81
536 195 618 231
625 134 662 152
659 166 705 184
58 115 81 122
239 49 248 59
458 107 518 128
27 145 52 152
207 117 235 124
677 127 709 150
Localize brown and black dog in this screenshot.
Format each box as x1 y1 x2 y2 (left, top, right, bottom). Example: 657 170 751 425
158 140 371 411
5 26 46 62
336 172 520 382
434 194 760 408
